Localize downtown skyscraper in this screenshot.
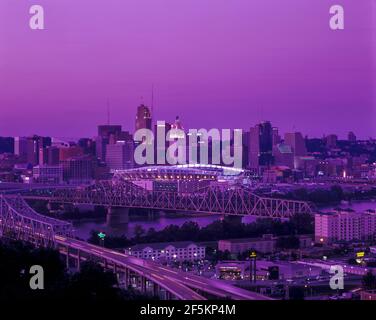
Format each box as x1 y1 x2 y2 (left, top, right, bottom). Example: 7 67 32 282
249 121 274 172
135 104 152 132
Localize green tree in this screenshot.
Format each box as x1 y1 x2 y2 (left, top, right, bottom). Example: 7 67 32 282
180 221 200 241
290 212 314 234
66 261 121 301
277 236 300 250
330 185 344 202
134 225 146 240
0 240 156 302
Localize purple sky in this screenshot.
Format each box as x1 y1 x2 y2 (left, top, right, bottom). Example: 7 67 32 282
0 0 375 139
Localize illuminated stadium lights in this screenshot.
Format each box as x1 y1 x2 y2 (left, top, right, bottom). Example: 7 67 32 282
112 165 249 186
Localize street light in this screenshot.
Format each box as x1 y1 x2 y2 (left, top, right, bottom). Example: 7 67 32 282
98 232 106 247
249 251 257 283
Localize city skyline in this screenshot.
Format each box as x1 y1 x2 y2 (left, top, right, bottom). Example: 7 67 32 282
0 112 371 142
1 0 375 139
2 0 376 305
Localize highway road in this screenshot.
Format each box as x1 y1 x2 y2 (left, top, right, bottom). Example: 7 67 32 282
295 259 374 276
55 236 271 300
56 236 204 300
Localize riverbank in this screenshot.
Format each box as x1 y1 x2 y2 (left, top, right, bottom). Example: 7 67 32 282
70 198 376 240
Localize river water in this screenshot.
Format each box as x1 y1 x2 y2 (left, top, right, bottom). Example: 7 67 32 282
72 199 376 240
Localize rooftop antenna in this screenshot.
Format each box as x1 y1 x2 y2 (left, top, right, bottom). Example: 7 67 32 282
151 84 154 123
107 99 110 125
257 105 262 122
140 96 145 106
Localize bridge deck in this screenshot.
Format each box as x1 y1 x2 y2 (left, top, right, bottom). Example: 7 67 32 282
3 196 71 227
56 235 271 300
3 181 315 218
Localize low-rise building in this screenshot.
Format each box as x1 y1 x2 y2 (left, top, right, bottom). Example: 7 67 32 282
61 155 94 184
218 234 313 254
273 143 294 169
315 209 376 244
256 260 322 280
32 165 63 184
361 290 376 300
215 261 248 280
218 235 276 254
215 260 322 281
127 241 206 262
298 235 313 248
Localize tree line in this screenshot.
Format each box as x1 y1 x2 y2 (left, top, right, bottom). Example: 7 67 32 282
277 185 376 206
88 213 314 249
0 240 156 302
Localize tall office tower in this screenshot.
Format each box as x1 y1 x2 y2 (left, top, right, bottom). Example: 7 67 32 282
325 134 338 148
118 130 133 142
154 122 171 165
0 137 14 154
47 146 60 165
96 125 122 161
273 143 294 168
348 131 357 142
40 136 52 148
272 127 281 146
135 104 152 132
14 137 28 162
284 132 307 169
249 121 274 171
78 138 96 156
171 116 183 131
98 125 123 137
249 126 259 170
26 135 51 166
168 116 186 164
106 141 134 170
284 132 307 157
59 145 84 161
38 147 48 165
242 131 250 169
26 136 38 165
98 125 122 146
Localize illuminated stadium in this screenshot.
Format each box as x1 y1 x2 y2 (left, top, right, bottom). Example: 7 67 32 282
113 164 248 182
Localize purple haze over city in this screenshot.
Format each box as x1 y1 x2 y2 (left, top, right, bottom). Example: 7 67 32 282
0 0 375 139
